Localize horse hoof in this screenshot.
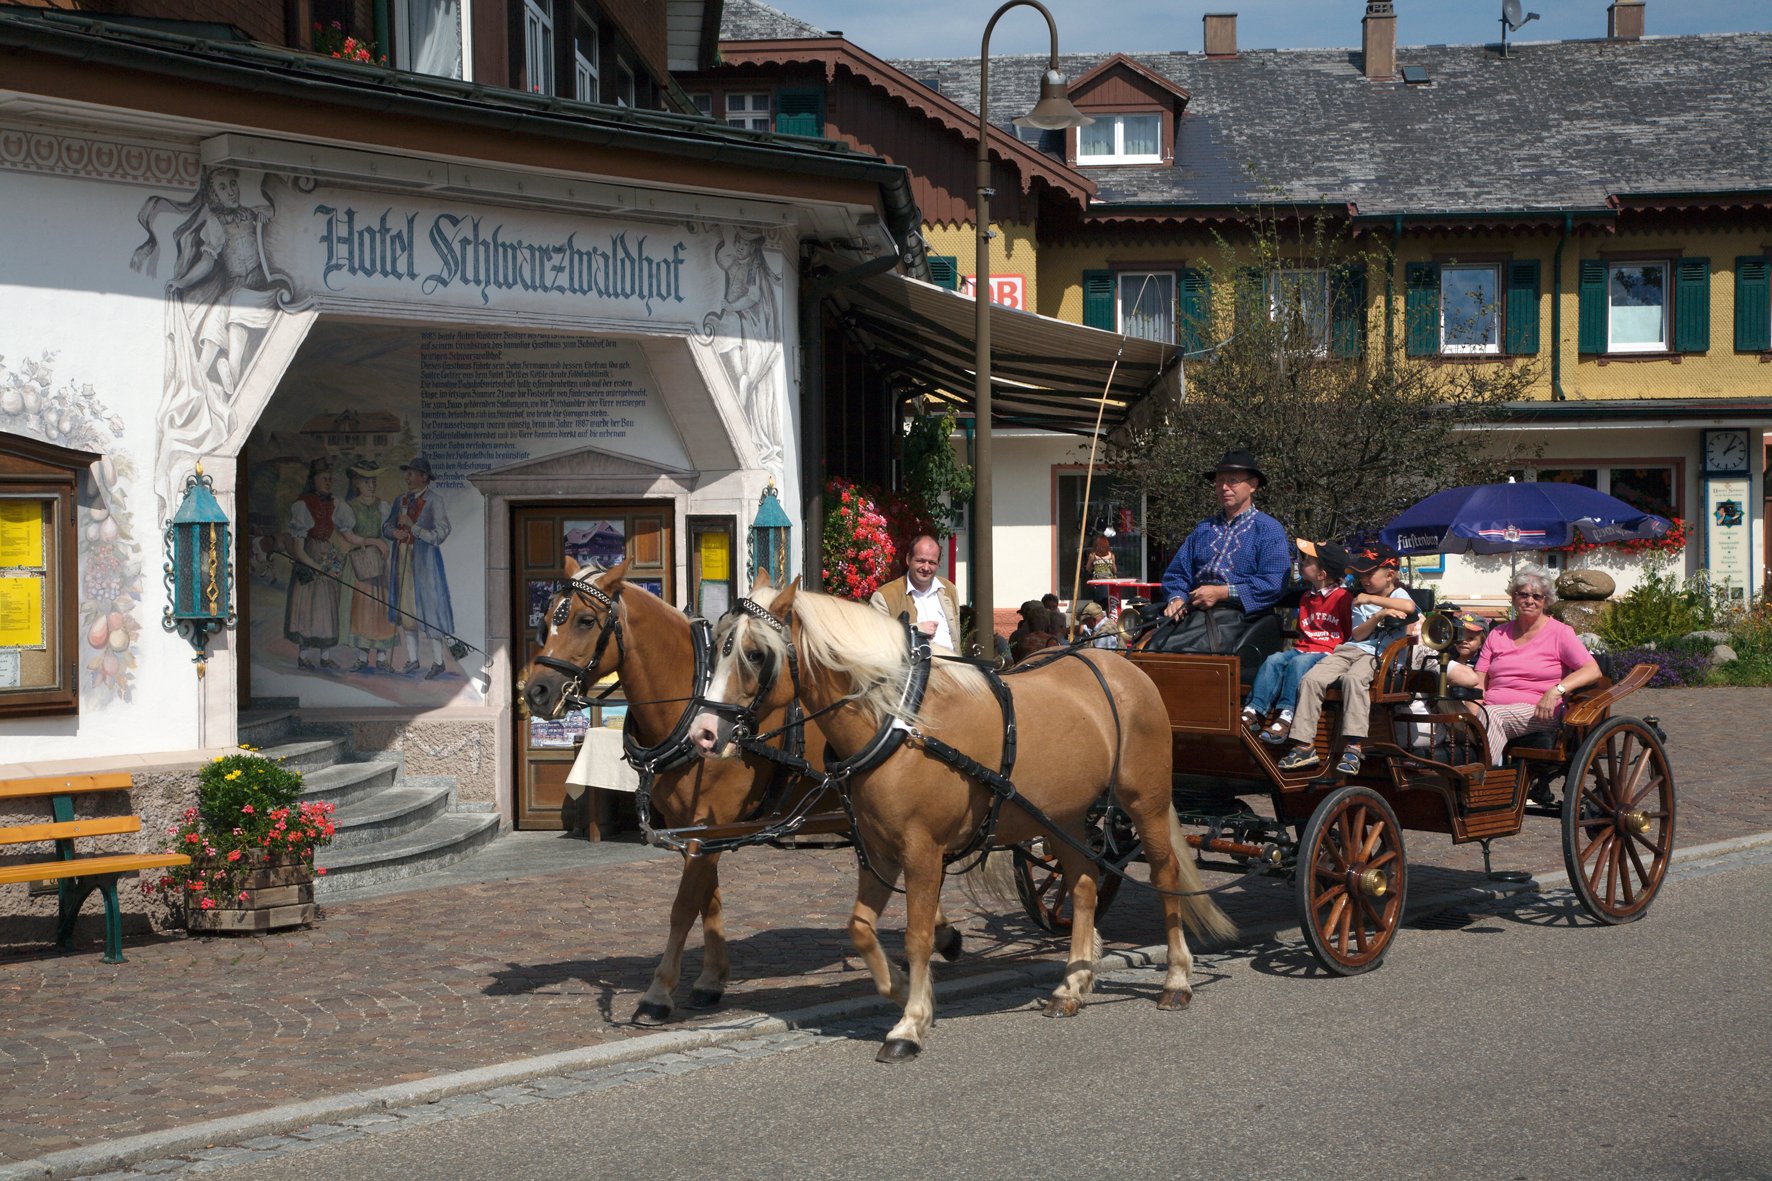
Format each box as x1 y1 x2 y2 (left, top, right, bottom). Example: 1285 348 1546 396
875 1038 921 1063
1157 989 1193 1011
934 926 964 962
632 1001 674 1026
687 988 724 1010
1043 997 1081 1019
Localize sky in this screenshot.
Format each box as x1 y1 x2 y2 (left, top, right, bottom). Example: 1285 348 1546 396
772 0 1769 59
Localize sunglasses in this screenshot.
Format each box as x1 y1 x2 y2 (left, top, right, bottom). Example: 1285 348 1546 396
1512 590 1547 601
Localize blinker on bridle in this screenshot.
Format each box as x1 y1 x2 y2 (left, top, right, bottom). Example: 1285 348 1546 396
532 573 626 705
707 597 800 741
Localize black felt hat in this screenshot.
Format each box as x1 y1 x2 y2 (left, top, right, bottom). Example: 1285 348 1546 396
1200 448 1266 487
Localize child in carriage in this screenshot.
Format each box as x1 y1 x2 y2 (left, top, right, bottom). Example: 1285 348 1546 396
1240 540 1352 744
1275 542 1419 775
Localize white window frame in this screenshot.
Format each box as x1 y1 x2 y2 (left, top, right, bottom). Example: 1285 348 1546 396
725 91 769 130
689 92 712 117
1268 268 1332 355
572 7 598 102
522 0 554 95
1117 271 1176 344
1076 113 1163 165
1439 263 1502 355
1518 463 1680 519
1607 260 1671 354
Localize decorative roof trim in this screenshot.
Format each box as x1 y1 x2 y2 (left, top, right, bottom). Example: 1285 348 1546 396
1070 53 1191 106
718 36 1096 204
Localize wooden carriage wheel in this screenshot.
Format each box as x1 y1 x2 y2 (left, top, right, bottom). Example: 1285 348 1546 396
1295 786 1407 976
1011 803 1137 934
1561 716 1675 924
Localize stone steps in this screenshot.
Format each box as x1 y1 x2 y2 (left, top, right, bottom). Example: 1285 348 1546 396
314 812 503 897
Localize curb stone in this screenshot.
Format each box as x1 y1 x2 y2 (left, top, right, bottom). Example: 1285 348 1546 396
6 831 1767 1181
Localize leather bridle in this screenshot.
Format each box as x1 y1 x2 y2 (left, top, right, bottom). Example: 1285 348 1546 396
532 573 626 711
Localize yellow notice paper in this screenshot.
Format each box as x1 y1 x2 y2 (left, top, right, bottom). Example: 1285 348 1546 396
700 531 731 582
0 576 45 648
0 502 44 568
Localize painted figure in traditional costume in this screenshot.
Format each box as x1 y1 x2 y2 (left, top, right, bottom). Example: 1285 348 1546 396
705 230 784 470
339 463 397 672
285 458 348 670
383 455 455 679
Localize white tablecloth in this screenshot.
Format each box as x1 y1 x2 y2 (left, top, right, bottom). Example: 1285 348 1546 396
565 727 640 795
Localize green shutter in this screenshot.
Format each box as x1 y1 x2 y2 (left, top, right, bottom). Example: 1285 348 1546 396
1577 259 1607 354
1673 256 1710 353
1504 259 1541 355
1082 269 1115 330
1404 261 1439 356
774 86 824 137
1736 255 1772 352
927 255 959 291
1178 267 1210 353
1330 263 1367 358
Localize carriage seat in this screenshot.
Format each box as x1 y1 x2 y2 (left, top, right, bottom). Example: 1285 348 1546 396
1235 612 1285 690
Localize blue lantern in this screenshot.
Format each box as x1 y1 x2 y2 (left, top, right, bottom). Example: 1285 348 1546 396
748 480 793 587
161 465 234 668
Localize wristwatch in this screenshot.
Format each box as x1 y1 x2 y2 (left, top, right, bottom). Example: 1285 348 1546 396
1552 684 1566 697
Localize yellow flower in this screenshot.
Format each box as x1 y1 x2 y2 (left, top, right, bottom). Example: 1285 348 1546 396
224 769 242 781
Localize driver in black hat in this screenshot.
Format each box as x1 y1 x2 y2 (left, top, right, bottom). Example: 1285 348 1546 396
1159 448 1290 620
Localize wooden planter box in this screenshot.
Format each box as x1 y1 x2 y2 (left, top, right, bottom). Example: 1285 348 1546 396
186 853 316 934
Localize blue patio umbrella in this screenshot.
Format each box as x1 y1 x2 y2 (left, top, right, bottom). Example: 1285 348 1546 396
1380 479 1672 558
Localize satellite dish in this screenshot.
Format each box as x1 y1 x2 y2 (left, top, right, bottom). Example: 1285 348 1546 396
1499 0 1540 56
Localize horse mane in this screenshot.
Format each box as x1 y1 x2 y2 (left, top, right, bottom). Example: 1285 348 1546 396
781 589 991 726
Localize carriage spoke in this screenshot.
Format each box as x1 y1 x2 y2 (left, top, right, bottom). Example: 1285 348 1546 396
1602 838 1619 902
1368 849 1399 871
1627 772 1667 810
1621 839 1647 901
1359 816 1385 862
1614 736 1648 804
1580 829 1614 879
1629 827 1668 857
1335 896 1355 952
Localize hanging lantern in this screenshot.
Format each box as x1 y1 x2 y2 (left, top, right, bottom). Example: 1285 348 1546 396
748 480 793 587
161 464 234 668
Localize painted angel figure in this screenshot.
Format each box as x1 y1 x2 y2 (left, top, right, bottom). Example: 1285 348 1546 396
132 167 297 519
703 231 785 471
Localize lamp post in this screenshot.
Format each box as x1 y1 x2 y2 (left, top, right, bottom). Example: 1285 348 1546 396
972 0 1090 646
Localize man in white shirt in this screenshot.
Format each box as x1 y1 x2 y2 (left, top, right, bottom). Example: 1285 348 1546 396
868 535 962 651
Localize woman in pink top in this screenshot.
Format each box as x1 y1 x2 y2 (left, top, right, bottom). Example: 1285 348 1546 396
1474 567 1603 764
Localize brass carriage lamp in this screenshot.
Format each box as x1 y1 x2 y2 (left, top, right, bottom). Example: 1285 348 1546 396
748 480 793 587
161 464 235 670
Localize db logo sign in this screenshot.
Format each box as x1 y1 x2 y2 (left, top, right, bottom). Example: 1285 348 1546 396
961 275 1026 309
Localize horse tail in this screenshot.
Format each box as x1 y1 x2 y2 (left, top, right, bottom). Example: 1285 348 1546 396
1168 806 1237 944
955 847 1021 913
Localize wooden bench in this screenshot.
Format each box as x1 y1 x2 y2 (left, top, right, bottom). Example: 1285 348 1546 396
0 773 191 963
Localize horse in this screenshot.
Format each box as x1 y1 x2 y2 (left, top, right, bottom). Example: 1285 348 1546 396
519 560 963 1026
690 579 1235 1062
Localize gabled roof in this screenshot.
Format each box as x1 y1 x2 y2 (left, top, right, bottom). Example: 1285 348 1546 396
894 32 1772 218
714 36 1096 205
720 0 825 42
1070 53 1190 106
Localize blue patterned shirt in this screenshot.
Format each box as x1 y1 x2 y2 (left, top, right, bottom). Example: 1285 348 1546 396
1161 507 1290 615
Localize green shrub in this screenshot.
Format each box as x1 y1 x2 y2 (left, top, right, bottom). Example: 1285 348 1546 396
1597 565 1713 649
198 752 303 831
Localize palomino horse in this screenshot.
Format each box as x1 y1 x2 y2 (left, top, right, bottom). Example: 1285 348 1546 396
520 561 962 1025
691 580 1235 1062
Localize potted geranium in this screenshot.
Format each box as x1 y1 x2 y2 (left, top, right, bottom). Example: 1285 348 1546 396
144 752 336 933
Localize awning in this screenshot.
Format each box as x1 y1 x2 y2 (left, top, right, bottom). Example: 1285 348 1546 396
826 272 1182 435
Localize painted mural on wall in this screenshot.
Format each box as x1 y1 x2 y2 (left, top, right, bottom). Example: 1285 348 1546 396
0 352 143 704
130 168 313 521
698 229 785 471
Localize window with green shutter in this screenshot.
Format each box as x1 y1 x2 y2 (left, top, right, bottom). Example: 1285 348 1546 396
1081 270 1115 330
1736 255 1771 353
1673 257 1710 353
1504 259 1540 355
1329 263 1366 358
1178 267 1210 353
927 255 959 291
1403 262 1439 356
1576 259 1607 354
774 86 824 137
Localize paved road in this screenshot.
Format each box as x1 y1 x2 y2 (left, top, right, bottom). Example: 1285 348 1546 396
0 687 1762 1167
162 853 1772 1181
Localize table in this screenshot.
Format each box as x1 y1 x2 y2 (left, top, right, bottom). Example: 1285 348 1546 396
566 727 640 841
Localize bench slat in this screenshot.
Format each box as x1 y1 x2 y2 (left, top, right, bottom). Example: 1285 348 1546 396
0 852 191 885
0 816 142 845
0 773 136 800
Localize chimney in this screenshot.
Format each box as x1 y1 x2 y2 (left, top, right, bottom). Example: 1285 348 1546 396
1608 1 1645 40
1362 1 1397 81
1203 13 1237 59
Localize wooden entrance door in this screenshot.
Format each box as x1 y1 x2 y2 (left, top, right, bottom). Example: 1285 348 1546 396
511 502 673 831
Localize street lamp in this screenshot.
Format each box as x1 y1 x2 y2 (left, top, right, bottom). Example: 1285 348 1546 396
972 0 1090 646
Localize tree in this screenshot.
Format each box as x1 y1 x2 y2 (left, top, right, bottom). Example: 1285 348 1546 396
1110 215 1540 551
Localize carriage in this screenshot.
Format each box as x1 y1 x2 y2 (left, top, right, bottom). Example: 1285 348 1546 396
1008 608 1676 976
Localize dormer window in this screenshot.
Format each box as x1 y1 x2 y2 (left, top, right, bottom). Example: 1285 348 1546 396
1078 114 1162 165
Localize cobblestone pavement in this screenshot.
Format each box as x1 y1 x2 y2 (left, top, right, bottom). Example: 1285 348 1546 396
0 687 1756 1166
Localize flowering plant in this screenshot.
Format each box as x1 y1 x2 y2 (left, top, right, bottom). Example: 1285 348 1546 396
312 21 386 65
821 478 897 600
142 752 335 910
1552 516 1688 557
